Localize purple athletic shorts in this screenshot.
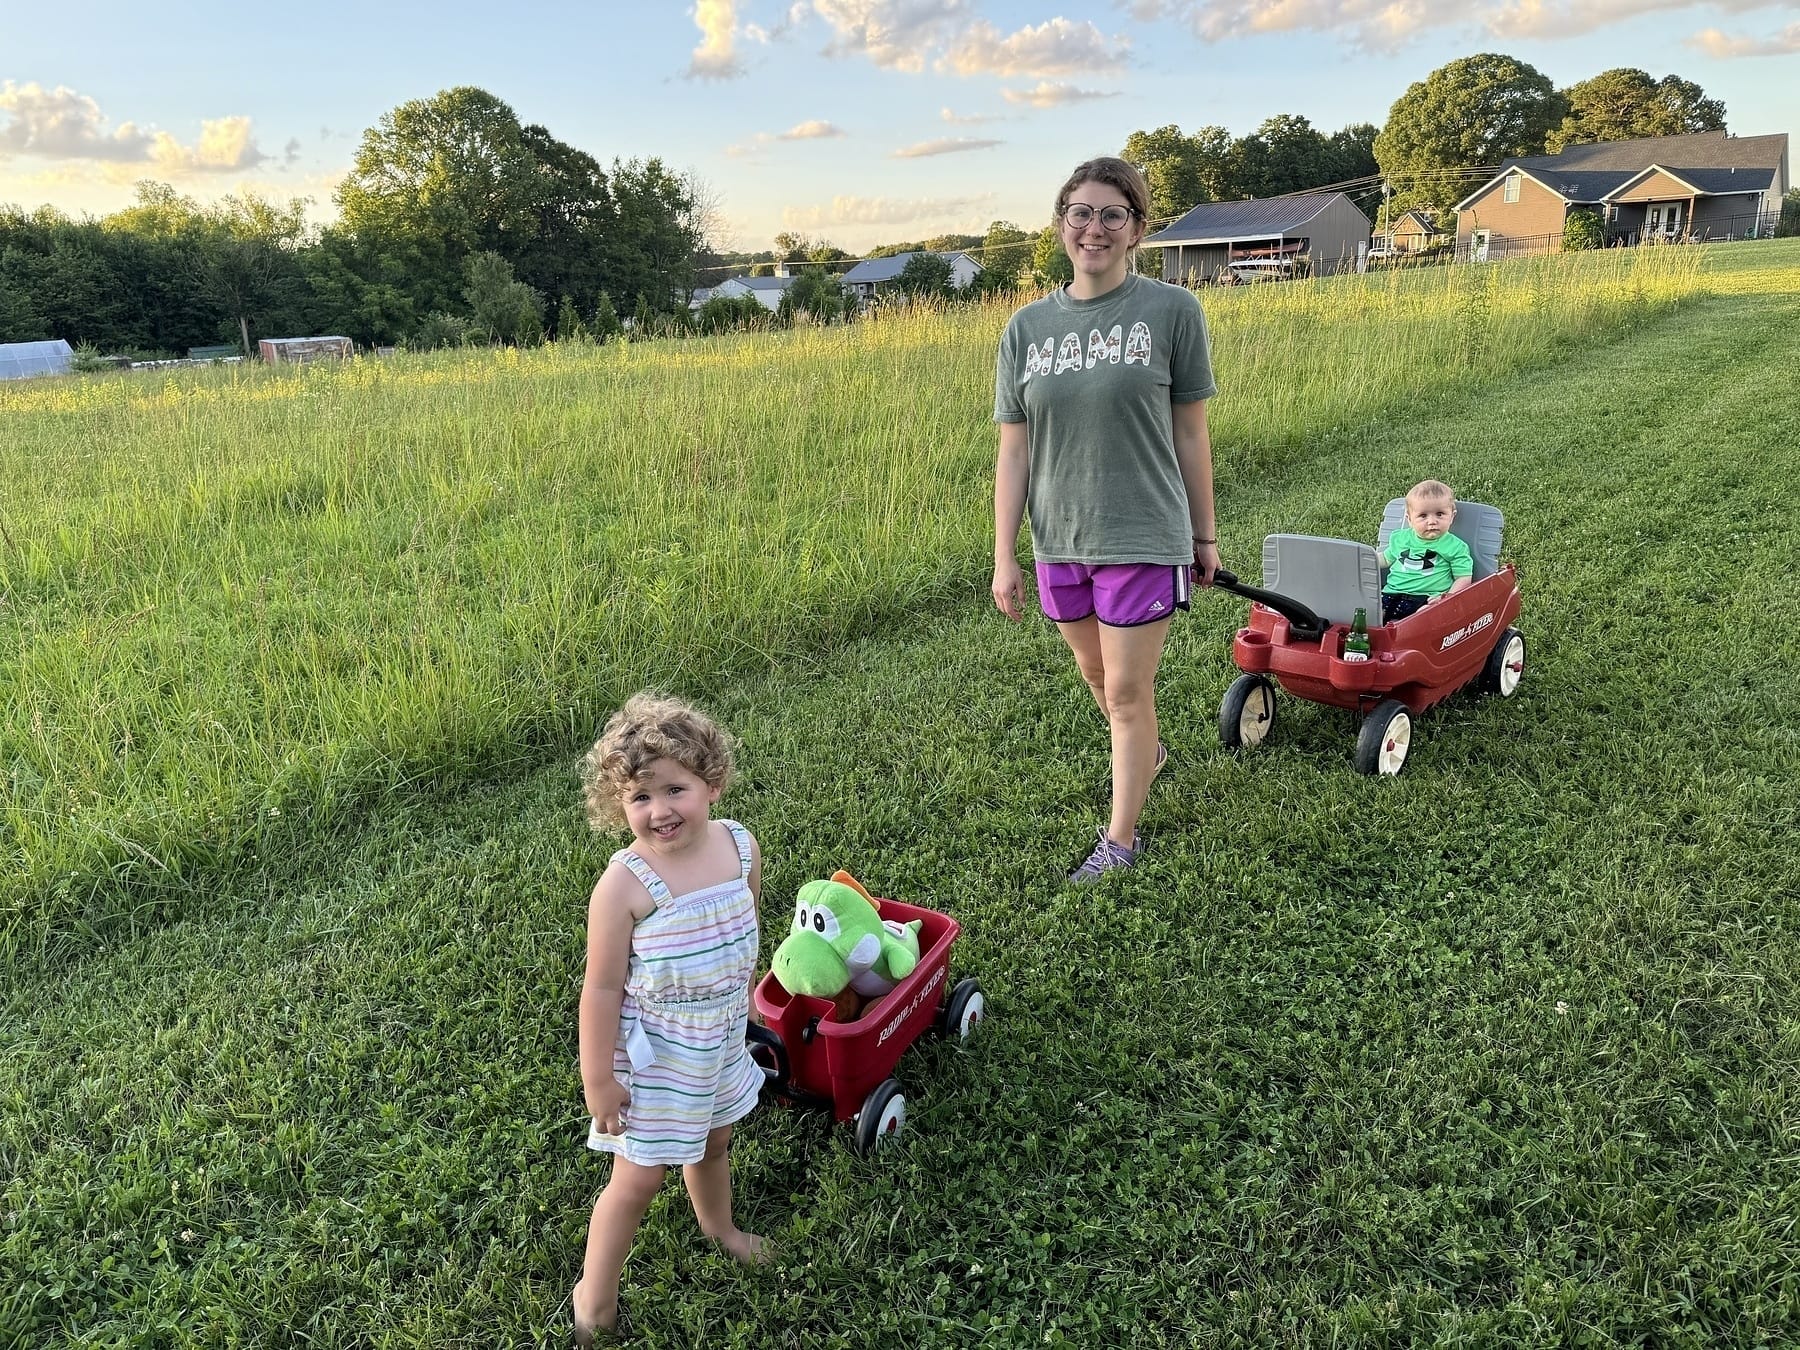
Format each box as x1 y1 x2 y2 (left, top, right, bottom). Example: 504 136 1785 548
1035 561 1191 627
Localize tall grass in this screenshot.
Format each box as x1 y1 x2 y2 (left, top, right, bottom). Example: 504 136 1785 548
0 247 1706 966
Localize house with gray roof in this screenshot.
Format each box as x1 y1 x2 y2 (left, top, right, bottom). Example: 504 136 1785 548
0 338 74 381
1454 130 1790 259
691 275 797 313
840 251 982 303
1141 192 1373 284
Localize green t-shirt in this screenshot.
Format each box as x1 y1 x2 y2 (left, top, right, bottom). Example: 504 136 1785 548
993 274 1217 565
1382 526 1474 596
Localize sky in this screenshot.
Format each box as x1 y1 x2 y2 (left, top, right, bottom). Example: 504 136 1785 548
4 1 1797 260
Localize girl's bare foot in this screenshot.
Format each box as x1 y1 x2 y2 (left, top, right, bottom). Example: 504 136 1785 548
714 1228 774 1264
571 1278 616 1346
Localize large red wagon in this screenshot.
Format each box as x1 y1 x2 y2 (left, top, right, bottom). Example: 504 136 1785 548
1212 500 1525 774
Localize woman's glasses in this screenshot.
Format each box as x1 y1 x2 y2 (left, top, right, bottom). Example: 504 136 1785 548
1060 203 1137 231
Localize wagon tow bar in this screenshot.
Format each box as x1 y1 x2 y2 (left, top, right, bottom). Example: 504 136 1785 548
1208 568 1330 645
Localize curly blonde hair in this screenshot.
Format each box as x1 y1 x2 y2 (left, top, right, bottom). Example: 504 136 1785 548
580 692 735 829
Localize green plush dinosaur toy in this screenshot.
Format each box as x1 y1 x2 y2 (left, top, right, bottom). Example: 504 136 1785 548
772 871 922 1004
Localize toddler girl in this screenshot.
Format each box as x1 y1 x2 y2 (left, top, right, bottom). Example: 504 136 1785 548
571 692 770 1341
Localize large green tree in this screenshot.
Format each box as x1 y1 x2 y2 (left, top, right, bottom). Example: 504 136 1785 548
603 157 703 314
895 251 954 298
1375 53 1566 221
1122 124 1234 222
1546 69 1726 152
978 221 1034 287
335 87 705 330
1031 225 1072 286
1233 114 1335 199
336 87 540 312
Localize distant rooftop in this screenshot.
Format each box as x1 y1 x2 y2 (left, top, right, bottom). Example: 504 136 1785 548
1143 193 1351 247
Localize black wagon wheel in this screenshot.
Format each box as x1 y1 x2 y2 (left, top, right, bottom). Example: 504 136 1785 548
939 977 985 1042
1219 673 1278 751
1479 627 1526 698
1353 698 1413 776
853 1079 906 1155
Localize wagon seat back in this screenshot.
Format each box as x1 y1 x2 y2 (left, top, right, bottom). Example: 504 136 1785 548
1377 498 1505 581
1259 534 1382 630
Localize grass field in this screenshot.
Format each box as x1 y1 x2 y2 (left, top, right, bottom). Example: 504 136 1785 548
4 239 1799 1347
1 245 1704 970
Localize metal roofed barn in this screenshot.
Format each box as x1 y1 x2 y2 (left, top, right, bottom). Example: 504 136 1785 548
1142 192 1373 285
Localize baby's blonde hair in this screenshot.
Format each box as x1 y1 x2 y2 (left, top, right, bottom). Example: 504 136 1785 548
1408 479 1456 508
580 692 735 829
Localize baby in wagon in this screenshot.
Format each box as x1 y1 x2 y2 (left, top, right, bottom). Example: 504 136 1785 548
1380 479 1474 624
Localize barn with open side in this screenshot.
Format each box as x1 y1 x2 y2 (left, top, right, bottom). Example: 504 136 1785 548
1142 193 1373 284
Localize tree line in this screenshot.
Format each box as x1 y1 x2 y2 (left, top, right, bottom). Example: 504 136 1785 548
0 87 706 356
1 61 1783 357
1125 59 1738 232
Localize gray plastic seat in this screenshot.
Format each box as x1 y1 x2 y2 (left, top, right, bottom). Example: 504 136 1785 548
1260 534 1383 628
1378 499 1505 580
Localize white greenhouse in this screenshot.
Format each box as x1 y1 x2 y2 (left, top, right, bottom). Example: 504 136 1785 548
0 339 74 381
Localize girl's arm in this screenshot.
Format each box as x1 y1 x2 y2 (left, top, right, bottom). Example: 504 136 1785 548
1172 399 1218 584
578 867 637 1130
746 831 763 904
991 420 1030 621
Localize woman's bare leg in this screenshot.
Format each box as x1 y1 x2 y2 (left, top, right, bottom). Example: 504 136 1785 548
1098 618 1171 847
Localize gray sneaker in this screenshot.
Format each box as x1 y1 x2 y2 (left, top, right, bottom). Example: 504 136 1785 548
1068 827 1142 884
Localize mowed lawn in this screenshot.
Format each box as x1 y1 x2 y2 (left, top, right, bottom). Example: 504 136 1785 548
4 241 1800 1347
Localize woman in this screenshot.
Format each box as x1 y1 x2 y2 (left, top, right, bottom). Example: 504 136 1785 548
991 156 1219 882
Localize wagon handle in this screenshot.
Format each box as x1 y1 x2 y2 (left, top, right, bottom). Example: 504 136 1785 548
1210 568 1330 644
744 1022 789 1088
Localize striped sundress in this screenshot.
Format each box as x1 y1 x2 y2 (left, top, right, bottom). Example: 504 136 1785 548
585 819 764 1167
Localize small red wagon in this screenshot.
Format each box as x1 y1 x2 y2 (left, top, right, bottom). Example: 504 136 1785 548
746 896 983 1154
1211 500 1525 774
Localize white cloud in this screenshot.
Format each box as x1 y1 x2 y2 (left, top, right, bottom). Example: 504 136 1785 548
0 83 268 175
890 136 1004 157
688 0 745 78
1143 0 1793 49
812 4 1129 76
729 119 847 156
781 191 995 227
1688 20 1800 55
0 82 154 162
746 1 810 41
941 18 1132 76
780 119 847 139
150 116 269 174
1000 81 1119 107
1492 0 1782 39
1152 0 1441 48
812 0 973 71
941 106 1002 124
